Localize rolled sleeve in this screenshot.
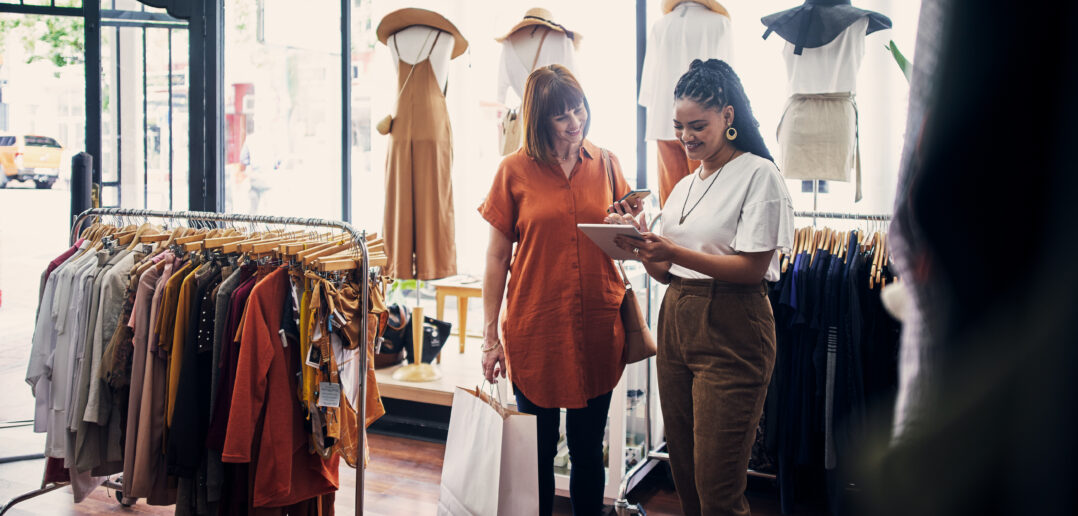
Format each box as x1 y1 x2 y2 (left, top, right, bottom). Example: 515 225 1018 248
733 198 795 253
478 160 520 242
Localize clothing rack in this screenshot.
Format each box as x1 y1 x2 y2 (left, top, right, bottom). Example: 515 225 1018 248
1 208 375 516
794 210 892 226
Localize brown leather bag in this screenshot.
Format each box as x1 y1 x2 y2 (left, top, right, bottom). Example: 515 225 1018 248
602 149 657 364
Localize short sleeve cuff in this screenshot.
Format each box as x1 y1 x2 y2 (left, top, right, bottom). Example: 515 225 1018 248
477 203 517 242
732 199 795 253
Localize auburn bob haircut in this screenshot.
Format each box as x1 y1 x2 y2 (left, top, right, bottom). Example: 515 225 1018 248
521 64 591 164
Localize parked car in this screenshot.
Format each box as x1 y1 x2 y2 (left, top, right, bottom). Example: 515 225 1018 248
0 135 64 189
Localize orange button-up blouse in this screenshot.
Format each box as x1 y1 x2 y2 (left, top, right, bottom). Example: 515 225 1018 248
479 139 631 409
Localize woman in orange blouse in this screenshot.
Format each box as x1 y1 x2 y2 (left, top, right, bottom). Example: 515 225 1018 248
479 64 638 516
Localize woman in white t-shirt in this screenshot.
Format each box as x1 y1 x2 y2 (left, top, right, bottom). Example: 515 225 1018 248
609 58 794 516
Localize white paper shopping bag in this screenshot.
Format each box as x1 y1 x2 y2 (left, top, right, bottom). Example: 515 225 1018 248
437 385 538 516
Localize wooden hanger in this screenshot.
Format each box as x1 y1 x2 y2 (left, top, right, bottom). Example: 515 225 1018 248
221 231 265 254
875 234 888 288
279 231 346 258
138 232 170 243
309 235 384 270
203 230 246 250
868 232 882 288
301 242 353 266
227 230 286 254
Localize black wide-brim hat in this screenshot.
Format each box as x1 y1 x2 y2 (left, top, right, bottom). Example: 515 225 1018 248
761 0 892 55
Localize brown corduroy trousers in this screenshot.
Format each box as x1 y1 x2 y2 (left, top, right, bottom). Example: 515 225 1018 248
657 277 776 516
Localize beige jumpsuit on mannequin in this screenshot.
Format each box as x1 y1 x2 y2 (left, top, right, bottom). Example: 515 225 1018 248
384 32 457 280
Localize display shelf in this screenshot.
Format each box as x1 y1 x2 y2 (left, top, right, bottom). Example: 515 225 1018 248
375 334 487 406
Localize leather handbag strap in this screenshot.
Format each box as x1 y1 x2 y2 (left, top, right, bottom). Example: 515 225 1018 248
601 148 633 286
601 148 616 204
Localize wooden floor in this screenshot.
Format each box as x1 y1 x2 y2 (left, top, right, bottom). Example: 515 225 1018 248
0 424 802 515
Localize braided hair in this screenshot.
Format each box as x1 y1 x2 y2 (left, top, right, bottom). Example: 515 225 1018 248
673 59 773 162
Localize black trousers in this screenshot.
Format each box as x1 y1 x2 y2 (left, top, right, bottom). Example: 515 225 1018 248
514 385 613 516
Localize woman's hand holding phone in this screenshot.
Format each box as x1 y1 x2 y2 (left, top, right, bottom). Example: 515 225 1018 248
607 190 649 218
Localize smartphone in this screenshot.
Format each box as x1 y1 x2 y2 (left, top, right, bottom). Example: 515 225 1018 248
608 189 651 212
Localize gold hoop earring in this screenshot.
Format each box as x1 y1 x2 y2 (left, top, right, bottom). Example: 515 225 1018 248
726 126 737 141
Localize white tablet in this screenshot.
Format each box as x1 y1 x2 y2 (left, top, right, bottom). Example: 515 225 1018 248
577 224 646 261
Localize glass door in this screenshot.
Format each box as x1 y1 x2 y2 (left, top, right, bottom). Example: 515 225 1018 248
100 0 188 209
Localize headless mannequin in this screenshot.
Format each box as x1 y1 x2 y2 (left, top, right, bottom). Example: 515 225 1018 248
388 26 453 92
509 28 548 69
497 27 576 104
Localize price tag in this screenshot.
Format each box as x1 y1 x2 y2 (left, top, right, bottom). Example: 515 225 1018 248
317 382 341 408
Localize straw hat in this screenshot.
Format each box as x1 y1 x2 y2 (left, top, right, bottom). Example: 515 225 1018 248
494 8 582 50
376 8 469 59
662 0 730 17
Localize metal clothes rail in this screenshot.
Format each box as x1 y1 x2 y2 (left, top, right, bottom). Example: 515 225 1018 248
1 208 375 515
794 210 893 226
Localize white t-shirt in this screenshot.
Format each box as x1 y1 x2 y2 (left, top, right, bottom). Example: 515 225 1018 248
783 17 870 95
496 27 577 105
639 2 733 141
388 26 454 91
661 152 794 282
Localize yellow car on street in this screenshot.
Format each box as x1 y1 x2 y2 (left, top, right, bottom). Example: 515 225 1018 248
0 135 64 189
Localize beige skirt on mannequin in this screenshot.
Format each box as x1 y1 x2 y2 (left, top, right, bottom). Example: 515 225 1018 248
777 92 861 200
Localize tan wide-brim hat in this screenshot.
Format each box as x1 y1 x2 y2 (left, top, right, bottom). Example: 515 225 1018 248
376 8 469 59
494 7 582 50
662 0 730 17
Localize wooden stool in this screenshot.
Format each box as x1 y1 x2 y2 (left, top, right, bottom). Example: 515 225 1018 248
432 279 483 362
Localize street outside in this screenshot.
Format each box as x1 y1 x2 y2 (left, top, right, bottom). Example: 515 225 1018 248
0 186 69 425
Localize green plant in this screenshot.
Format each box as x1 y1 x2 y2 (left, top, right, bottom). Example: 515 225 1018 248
0 15 85 70
887 40 912 82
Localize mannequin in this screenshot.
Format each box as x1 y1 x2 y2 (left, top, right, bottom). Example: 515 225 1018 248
389 26 453 93
494 8 579 105
639 0 732 207
493 8 579 156
377 8 468 281
763 0 891 201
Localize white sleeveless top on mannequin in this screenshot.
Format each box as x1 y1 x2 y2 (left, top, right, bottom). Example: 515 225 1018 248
782 17 870 95
388 26 454 91
496 27 577 104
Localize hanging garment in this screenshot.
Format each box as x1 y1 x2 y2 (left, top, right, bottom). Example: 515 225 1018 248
222 267 340 508
384 32 457 280
762 229 900 514
26 221 388 512
122 257 164 500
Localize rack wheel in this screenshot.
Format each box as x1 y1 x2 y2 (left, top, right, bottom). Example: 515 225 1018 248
115 490 136 507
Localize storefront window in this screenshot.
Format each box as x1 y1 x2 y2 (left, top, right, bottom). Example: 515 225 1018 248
223 0 342 219
0 6 85 421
